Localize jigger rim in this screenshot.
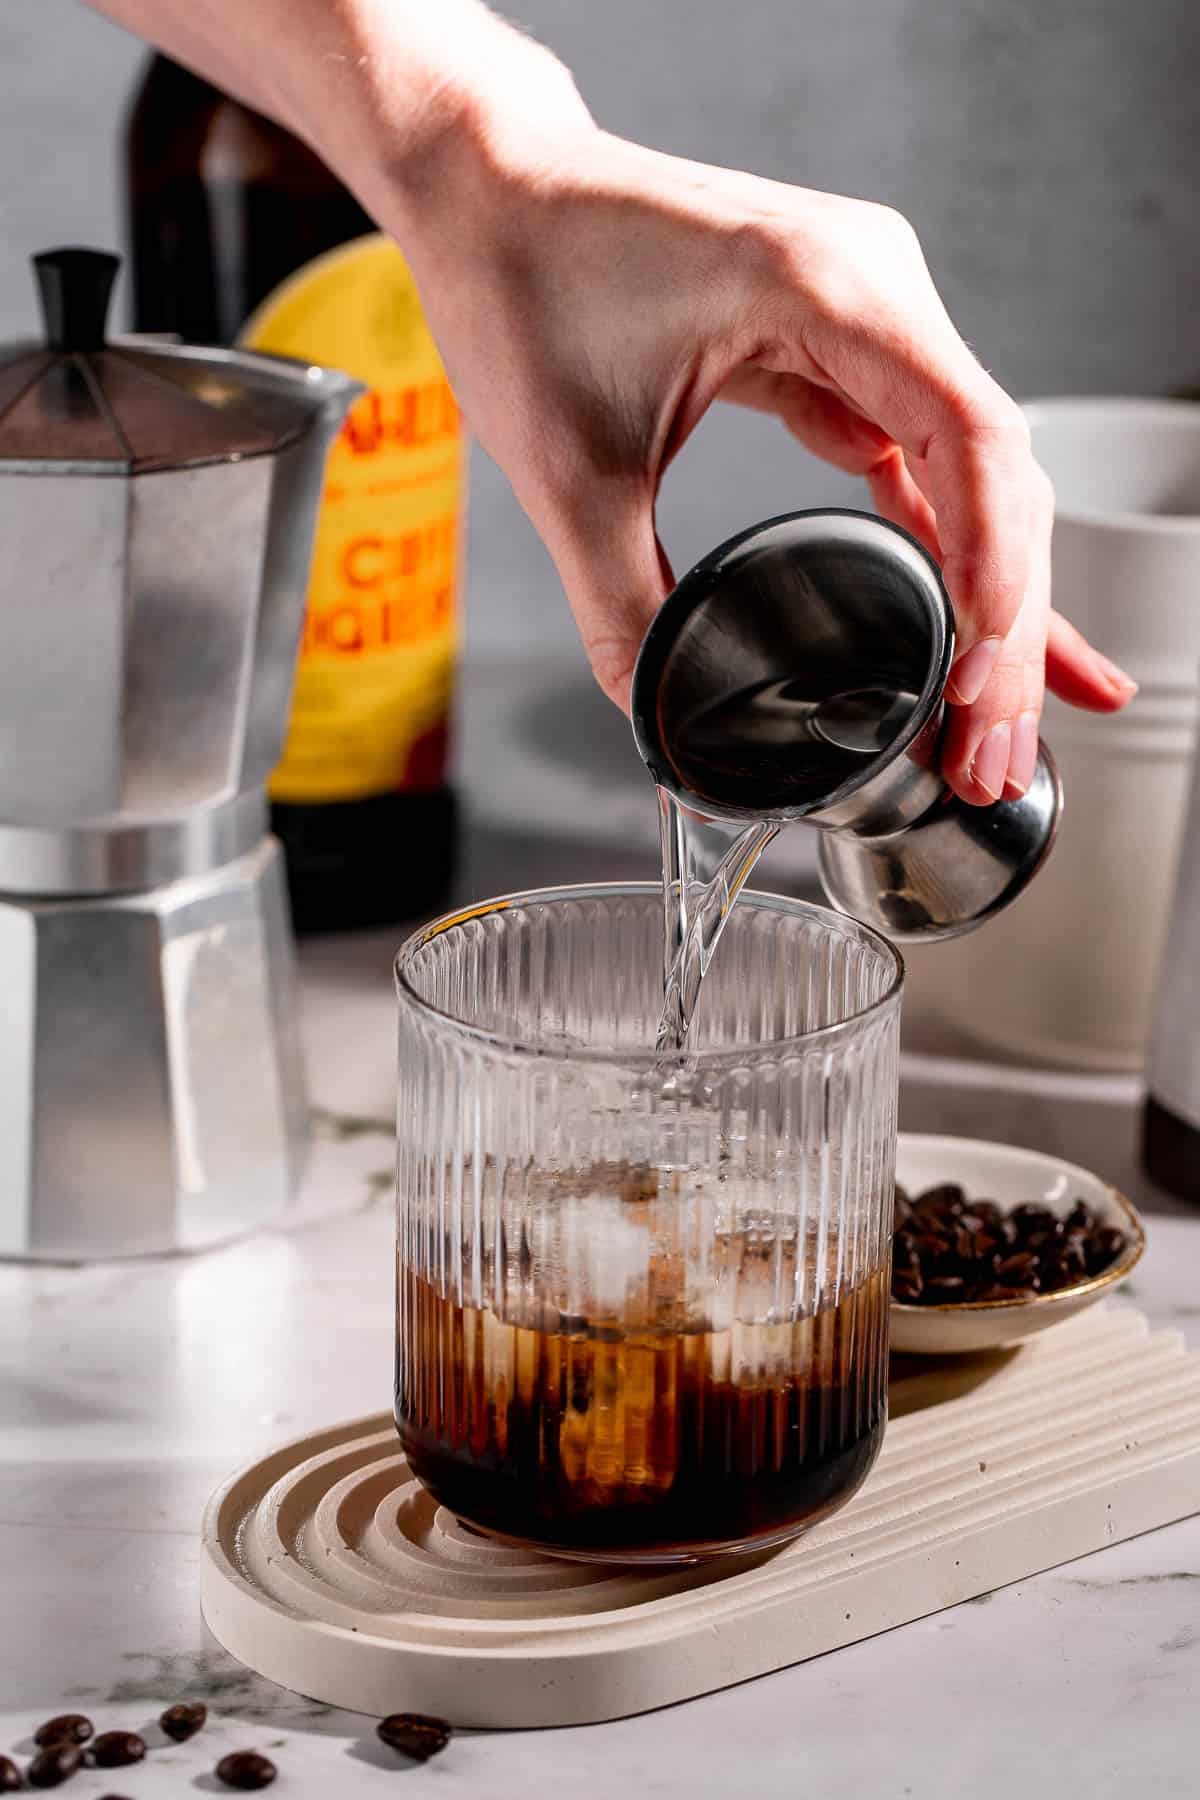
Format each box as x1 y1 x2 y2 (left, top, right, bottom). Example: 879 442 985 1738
630 507 954 824
396 881 904 1068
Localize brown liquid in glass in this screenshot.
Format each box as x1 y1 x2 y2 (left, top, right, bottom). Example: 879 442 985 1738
395 1260 888 1561
396 702 899 1558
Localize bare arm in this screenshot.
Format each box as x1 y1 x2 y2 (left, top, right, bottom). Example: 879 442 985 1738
88 0 1135 803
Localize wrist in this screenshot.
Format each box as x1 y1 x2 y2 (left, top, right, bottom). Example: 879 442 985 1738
289 0 596 261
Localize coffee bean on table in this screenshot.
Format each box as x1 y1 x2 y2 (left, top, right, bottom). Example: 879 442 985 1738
33 1717 92 1750
159 1701 207 1743
215 1750 277 1791
376 1713 453 1762
0 1755 21 1792
27 1742 83 1788
90 1732 145 1770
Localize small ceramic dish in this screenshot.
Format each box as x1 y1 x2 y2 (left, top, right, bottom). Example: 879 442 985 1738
891 1133 1145 1356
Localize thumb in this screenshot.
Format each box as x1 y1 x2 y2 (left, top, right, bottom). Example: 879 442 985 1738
536 486 672 713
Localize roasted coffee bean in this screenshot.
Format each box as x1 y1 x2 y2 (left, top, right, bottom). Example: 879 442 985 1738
1010 1204 1059 1236
159 1701 207 1743
970 1199 1004 1227
922 1276 968 1303
215 1751 277 1790
914 1183 966 1213
994 1252 1040 1286
893 1180 1128 1307
0 1756 20 1792
952 1225 978 1262
32 1718 92 1750
1092 1226 1128 1269
376 1713 453 1762
90 1733 144 1770
961 1226 1001 1264
1042 1256 1083 1292
27 1743 83 1788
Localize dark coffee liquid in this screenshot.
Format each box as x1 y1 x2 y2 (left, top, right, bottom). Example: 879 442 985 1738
395 1263 888 1561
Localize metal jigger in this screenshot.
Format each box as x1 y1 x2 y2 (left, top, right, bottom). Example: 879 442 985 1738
631 509 1062 942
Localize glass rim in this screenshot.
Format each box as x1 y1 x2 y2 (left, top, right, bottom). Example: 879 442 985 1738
394 880 904 1067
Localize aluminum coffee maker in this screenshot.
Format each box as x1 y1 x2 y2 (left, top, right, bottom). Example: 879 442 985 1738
0 248 361 1259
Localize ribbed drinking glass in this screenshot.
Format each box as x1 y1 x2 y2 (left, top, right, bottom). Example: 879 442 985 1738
395 882 902 1563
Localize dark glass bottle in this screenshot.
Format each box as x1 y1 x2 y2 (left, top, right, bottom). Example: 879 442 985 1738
126 55 458 933
1142 1097 1200 1204
1142 727 1200 1206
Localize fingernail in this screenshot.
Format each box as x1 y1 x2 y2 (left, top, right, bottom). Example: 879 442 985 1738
947 635 1003 706
969 720 1011 801
1003 709 1040 798
1092 650 1138 697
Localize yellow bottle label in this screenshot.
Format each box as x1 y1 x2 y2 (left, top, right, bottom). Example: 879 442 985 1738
241 233 463 803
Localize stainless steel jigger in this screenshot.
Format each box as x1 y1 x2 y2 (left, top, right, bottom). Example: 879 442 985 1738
631 509 1062 942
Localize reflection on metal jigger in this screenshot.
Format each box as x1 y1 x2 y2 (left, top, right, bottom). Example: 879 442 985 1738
631 509 1061 942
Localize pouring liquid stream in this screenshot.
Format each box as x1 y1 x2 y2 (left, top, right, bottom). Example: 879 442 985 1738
656 794 777 1054
655 682 919 1053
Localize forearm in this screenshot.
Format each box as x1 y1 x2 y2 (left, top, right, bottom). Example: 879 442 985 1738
86 0 590 244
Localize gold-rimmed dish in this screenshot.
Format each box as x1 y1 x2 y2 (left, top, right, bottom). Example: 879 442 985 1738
891 1134 1145 1356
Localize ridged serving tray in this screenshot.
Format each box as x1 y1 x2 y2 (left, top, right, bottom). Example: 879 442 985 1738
200 1305 1200 1726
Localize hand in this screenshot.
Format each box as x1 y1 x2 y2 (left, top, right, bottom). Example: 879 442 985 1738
348 35 1138 804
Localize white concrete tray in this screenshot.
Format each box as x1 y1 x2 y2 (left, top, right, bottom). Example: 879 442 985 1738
200 1305 1200 1727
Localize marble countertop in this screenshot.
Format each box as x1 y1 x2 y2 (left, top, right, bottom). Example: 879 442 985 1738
2 657 1198 1797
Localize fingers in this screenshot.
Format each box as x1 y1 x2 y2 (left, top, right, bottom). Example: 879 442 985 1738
788 225 1052 707
719 365 896 471
534 481 671 714
865 447 941 561
812 343 1041 685
942 602 1138 803
940 593 1046 804
925 420 1048 704
722 366 943 555
938 469 1053 804
1045 610 1138 711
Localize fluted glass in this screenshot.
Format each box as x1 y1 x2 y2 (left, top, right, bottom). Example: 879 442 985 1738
395 882 901 1563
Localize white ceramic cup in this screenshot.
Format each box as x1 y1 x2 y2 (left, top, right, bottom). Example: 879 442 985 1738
915 398 1200 1071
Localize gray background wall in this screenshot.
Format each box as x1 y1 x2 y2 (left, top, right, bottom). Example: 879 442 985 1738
1 0 1196 661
